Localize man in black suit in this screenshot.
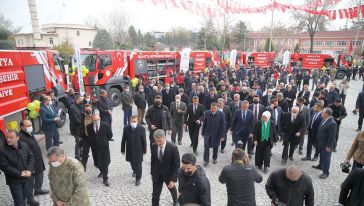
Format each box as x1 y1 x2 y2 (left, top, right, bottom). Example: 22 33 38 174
185 96 205 155
230 94 242 115
203 87 219 110
280 107 305 165
249 95 265 124
151 129 180 206
261 89 274 107
297 84 310 106
87 114 113 187
121 115 147 186
277 93 289 112
218 98 232 153
19 120 48 206
96 90 113 126
309 92 321 108
302 101 324 161
284 85 296 110
40 96 61 150
312 107 337 179
68 95 84 160
162 83 176 109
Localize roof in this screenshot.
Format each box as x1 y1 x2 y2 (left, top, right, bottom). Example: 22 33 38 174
247 31 298 38
41 23 96 30
298 30 364 38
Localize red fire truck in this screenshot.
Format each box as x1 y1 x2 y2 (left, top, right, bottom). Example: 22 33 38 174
247 52 275 69
180 51 214 73
0 50 69 134
290 53 353 79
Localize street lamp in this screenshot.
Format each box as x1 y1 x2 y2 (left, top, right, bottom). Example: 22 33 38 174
268 0 275 53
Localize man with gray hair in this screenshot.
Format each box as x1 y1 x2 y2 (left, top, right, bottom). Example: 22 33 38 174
170 94 187 145
277 92 289 113
312 107 337 179
150 129 180 206
47 146 90 206
266 165 314 206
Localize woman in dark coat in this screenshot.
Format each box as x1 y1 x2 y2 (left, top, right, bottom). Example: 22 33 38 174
254 111 278 173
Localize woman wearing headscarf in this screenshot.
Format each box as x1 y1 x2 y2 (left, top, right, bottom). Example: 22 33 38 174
254 111 278 173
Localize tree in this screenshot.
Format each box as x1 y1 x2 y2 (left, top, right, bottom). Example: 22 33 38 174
199 17 215 50
232 20 248 50
103 11 130 49
53 42 74 64
294 43 300 53
144 32 156 50
216 14 234 52
0 13 21 33
0 14 18 49
93 29 113 50
137 29 144 48
264 37 275 52
292 0 332 53
128 25 138 49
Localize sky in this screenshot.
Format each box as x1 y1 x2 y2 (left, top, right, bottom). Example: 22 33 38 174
0 0 356 33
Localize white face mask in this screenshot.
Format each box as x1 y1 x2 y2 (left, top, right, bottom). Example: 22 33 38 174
50 161 62 168
125 89 130 93
49 100 53 105
176 99 181 103
26 126 33 134
86 98 91 102
131 122 137 128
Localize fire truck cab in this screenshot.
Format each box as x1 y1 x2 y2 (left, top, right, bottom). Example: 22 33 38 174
0 50 68 133
78 50 130 106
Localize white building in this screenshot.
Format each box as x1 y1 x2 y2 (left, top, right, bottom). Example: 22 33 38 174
14 23 97 49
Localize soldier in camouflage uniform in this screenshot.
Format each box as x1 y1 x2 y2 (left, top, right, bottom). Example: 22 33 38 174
47 147 90 206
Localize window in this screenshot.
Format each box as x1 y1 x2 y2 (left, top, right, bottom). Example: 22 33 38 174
335 50 343 55
337 41 347 46
49 38 53 45
98 55 112 70
77 31 80 36
89 41 92 47
352 40 362 46
313 50 321 54
326 41 334 46
313 41 323 46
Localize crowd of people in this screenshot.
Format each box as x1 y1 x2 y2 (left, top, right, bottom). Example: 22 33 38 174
1 61 364 206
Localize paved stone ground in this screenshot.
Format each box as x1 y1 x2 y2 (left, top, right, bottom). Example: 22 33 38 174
1 79 363 206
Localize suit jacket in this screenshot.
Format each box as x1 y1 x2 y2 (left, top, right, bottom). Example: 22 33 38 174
249 104 265 123
299 105 311 130
229 101 242 114
280 112 305 136
40 104 58 131
121 125 147 163
232 109 254 139
185 103 205 127
170 101 187 124
96 97 113 124
265 106 283 135
202 110 226 148
162 88 176 109
68 103 83 136
278 100 289 112
151 141 180 182
254 120 278 147
317 117 337 149
307 111 323 139
87 121 113 168
261 95 273 107
19 130 45 174
221 105 232 130
309 97 319 108
297 90 311 105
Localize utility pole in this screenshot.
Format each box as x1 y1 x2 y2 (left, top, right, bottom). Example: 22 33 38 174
353 0 362 55
269 0 275 53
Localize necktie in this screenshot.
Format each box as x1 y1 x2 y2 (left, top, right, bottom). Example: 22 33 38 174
311 113 318 129
96 125 99 133
193 105 196 114
236 103 238 108
176 102 179 109
292 115 296 123
159 146 164 162
243 112 246 121
254 105 258 120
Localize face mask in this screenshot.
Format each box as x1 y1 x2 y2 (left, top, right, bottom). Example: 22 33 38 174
273 106 278 109
218 108 223 112
131 122 137 128
26 126 33 134
155 100 162 106
125 89 130 92
140 89 144 92
253 100 259 104
166 86 170 89
296 103 301 107
93 120 100 125
176 99 181 103
86 98 91 102
50 161 62 168
184 171 194 176
291 114 297 118
268 93 272 96
49 101 53 105
85 110 92 115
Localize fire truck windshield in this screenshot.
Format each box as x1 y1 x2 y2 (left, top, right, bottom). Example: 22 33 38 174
80 54 96 71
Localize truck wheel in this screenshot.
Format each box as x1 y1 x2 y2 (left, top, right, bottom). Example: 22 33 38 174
56 102 67 128
108 88 122 107
336 71 346 80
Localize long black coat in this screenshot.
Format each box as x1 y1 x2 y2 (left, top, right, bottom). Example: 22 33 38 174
96 97 113 125
0 142 34 185
19 130 45 174
121 125 147 163
151 141 180 182
87 121 113 169
339 168 364 206
280 112 305 136
68 103 83 136
254 120 278 147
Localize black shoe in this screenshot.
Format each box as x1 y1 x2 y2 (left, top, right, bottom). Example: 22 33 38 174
103 180 110 187
333 148 337 152
110 138 115 141
257 166 262 170
312 165 322 170
193 151 199 156
173 201 178 206
135 180 141 186
319 174 329 179
248 154 252 159
312 157 318 161
299 149 303 155
178 141 182 145
204 161 209 167
98 172 103 178
34 189 49 195
289 157 294 161
220 149 225 154
27 198 40 206
356 128 361 132
190 144 193 148
301 157 311 161
132 172 136 177
231 142 235 146
281 160 287 165
263 167 269 173
141 122 146 125
213 160 217 164
59 141 63 144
